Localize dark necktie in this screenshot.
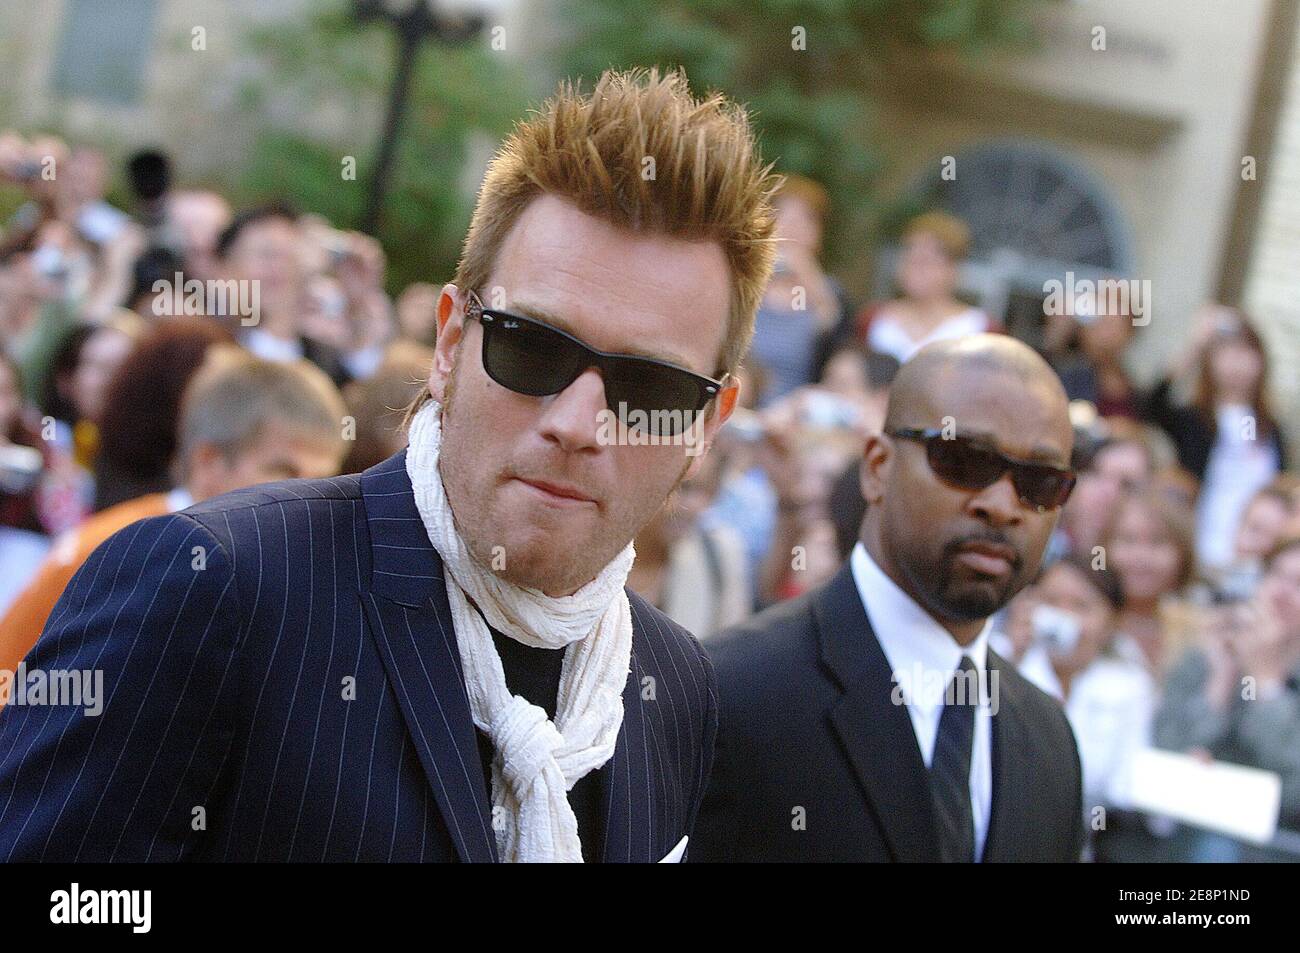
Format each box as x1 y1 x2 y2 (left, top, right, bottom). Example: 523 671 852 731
931 655 977 863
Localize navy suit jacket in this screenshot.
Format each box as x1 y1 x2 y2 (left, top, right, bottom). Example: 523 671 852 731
691 561 1084 862
0 450 717 862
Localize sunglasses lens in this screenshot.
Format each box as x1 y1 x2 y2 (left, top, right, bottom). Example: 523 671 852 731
608 363 704 436
1014 468 1077 510
925 438 1006 490
912 431 1076 510
476 304 715 437
482 318 582 396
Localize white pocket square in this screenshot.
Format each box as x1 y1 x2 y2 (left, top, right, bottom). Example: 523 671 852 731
658 835 688 863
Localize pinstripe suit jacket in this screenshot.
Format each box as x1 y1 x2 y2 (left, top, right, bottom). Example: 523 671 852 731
0 450 718 862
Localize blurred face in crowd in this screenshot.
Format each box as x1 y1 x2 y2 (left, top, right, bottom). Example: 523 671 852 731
1000 587 1041 661
1236 493 1292 562
1036 561 1116 673
1208 336 1264 403
300 274 348 349
226 216 303 327
67 326 133 423
799 516 842 588
1107 497 1185 606
25 221 84 302
863 352 1074 633
1061 439 1149 551
187 420 342 502
397 282 440 344
429 195 739 596
896 232 957 303
821 349 868 398
1079 310 1134 362
171 191 231 279
1259 546 1300 639
61 148 107 209
638 446 723 554
774 195 821 255
1093 439 1151 491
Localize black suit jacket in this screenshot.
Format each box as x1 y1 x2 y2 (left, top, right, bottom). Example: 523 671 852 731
691 561 1083 862
0 449 717 862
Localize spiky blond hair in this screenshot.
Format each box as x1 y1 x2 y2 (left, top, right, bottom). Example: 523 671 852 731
442 67 779 382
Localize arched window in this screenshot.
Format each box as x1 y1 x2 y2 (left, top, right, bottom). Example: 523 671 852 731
879 139 1136 349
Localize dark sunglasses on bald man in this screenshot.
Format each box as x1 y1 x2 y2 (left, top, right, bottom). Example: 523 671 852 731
464 289 726 437
887 427 1077 512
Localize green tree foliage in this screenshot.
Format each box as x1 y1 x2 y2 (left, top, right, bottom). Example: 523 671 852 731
553 0 1040 277
236 2 529 291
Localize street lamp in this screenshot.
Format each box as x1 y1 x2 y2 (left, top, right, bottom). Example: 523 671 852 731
351 0 500 235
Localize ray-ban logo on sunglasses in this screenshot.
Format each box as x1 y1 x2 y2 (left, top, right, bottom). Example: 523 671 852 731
595 403 708 456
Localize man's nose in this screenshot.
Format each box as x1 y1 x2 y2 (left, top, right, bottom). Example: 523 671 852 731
967 472 1025 526
537 367 607 454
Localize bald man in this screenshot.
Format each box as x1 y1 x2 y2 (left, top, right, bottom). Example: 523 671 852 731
692 335 1085 862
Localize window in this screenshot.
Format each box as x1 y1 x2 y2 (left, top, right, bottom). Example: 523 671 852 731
51 0 159 106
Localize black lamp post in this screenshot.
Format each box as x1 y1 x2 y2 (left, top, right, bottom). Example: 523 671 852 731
352 0 491 235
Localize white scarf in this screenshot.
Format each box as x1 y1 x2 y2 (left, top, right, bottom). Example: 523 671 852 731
405 400 635 863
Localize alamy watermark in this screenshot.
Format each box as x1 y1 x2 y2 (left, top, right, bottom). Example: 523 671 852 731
891 661 1000 715
595 403 707 456
1043 271 1150 327
0 663 104 716
152 272 260 325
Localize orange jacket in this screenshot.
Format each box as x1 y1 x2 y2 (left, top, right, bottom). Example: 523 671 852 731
0 493 172 704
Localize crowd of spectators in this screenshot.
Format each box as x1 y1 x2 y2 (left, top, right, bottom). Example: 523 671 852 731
1 133 1297 861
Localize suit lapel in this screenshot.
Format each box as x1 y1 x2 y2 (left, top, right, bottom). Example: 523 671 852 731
981 649 1033 862
817 562 940 862
601 636 662 863
359 451 498 863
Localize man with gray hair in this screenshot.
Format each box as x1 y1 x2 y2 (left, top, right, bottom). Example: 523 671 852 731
0 349 347 692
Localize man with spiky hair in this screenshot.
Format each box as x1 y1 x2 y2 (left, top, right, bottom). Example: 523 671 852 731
0 69 779 863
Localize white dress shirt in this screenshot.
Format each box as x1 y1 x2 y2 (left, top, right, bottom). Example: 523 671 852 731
850 541 994 860
1018 646 1154 811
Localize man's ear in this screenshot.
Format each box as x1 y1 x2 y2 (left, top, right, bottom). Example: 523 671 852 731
428 283 464 402
860 433 891 506
715 377 740 425
681 377 740 481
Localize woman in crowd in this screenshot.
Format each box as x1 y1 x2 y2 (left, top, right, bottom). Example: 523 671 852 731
34 314 140 533
628 447 753 638
1044 284 1141 419
1052 422 1156 561
1208 477 1299 602
1103 488 1199 676
0 352 53 612
746 175 852 405
1155 536 1300 850
92 317 235 511
852 210 995 363
1016 555 1155 818
0 351 46 534
340 339 437 474
1143 306 1285 570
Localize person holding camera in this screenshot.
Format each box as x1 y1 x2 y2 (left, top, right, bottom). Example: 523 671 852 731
1014 555 1155 816
1142 305 1286 570
1156 538 1300 820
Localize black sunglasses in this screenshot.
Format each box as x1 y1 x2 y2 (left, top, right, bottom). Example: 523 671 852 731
463 290 725 437
887 428 1077 512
